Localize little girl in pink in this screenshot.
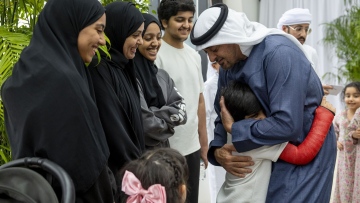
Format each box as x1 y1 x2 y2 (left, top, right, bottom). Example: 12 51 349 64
333 81 360 203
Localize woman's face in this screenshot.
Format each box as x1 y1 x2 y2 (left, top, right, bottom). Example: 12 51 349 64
123 23 144 59
77 14 106 63
138 23 162 62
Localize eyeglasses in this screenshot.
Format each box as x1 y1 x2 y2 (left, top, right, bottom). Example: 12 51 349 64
287 25 312 35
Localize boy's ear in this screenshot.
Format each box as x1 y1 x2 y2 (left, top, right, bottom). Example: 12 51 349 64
161 19 168 29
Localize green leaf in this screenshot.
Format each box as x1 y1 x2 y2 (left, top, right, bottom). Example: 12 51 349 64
0 26 30 165
322 3 360 83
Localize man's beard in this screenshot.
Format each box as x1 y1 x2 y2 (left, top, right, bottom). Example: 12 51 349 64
298 37 306 44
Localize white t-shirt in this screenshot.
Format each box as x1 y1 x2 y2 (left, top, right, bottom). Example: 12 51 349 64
155 41 204 156
217 135 288 203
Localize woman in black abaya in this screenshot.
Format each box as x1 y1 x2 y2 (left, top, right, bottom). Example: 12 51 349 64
134 13 187 149
88 2 145 176
1 0 113 202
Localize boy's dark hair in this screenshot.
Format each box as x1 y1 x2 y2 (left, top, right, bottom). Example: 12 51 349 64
221 81 264 121
157 0 196 30
341 81 360 100
116 148 188 203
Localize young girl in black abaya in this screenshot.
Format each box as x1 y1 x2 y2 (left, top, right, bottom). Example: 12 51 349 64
1 0 113 202
88 1 145 177
134 13 187 149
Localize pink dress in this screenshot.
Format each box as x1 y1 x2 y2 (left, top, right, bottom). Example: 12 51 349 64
333 107 360 203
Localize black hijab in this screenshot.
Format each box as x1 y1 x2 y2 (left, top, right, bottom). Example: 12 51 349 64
89 1 146 175
134 13 166 108
105 1 144 56
1 0 109 193
103 1 144 104
102 1 144 123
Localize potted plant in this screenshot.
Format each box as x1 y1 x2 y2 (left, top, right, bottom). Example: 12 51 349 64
322 0 360 83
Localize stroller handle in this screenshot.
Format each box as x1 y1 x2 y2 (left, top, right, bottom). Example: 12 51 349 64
0 157 75 203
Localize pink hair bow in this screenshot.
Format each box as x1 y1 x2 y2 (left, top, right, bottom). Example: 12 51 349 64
122 170 167 203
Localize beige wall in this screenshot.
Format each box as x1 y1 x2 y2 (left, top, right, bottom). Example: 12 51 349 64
223 0 243 11
223 0 259 22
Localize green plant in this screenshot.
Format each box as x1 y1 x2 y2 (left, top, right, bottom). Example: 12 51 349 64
0 0 46 30
322 0 360 83
101 0 152 13
0 0 41 165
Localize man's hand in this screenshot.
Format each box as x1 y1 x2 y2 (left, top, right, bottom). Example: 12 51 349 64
322 85 333 95
214 144 254 177
220 96 234 133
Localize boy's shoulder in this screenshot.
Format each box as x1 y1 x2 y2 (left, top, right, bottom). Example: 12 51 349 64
183 43 199 54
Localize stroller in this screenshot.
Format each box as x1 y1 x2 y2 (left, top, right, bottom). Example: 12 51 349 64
0 157 75 203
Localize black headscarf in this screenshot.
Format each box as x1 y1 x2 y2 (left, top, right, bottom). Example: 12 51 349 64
88 1 145 175
134 13 166 108
1 0 109 193
105 1 144 56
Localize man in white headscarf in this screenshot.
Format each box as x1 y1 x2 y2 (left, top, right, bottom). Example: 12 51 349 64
191 3 336 203
277 8 333 94
277 8 314 53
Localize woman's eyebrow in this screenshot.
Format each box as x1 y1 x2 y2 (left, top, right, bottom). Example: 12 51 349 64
96 23 105 30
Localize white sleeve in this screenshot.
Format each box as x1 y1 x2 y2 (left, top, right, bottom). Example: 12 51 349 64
233 142 288 162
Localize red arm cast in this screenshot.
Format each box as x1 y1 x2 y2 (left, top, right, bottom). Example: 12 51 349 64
279 106 334 165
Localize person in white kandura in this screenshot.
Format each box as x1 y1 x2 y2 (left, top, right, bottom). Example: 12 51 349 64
277 8 333 94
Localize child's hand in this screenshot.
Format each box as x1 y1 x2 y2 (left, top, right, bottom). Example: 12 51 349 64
352 129 360 145
352 128 360 139
320 96 336 114
220 96 234 133
337 141 343 151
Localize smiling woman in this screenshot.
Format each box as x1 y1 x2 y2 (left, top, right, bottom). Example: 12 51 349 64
134 13 187 149
77 15 106 63
0 0 114 202
87 1 146 192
